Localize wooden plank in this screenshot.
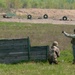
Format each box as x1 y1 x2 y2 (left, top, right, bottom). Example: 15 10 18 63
0 56 28 63
30 55 46 58
30 50 46 54
0 38 29 52
30 55 46 60
0 38 28 46
31 46 48 50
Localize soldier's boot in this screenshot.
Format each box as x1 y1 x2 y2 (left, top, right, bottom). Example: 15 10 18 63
49 61 53 64
48 58 53 64
54 61 58 64
48 60 53 64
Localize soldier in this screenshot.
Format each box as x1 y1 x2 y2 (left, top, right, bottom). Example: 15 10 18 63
48 41 60 64
62 29 75 64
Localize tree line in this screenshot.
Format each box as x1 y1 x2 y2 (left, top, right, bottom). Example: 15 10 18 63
0 0 75 10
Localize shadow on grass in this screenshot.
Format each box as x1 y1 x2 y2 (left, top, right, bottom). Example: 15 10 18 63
13 60 47 64
0 60 48 65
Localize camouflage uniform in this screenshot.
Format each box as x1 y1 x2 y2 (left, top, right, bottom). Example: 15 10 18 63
48 41 60 64
62 30 75 64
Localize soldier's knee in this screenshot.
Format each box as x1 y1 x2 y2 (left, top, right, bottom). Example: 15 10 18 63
54 61 58 64
53 59 58 64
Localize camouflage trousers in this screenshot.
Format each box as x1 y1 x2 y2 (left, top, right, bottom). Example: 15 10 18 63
48 57 58 64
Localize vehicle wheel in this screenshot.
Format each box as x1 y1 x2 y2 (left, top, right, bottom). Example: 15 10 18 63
62 16 67 21
27 14 32 19
43 14 48 19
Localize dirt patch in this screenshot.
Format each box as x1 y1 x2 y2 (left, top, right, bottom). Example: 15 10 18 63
16 8 75 20
1 9 75 24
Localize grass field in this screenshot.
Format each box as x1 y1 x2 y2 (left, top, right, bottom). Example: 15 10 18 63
0 22 75 75
0 22 75 50
0 50 74 75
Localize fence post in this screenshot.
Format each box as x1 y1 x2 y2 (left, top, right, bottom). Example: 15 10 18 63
27 37 31 61
46 46 49 61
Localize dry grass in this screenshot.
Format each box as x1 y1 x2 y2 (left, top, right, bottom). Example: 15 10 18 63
0 22 75 50
16 9 75 20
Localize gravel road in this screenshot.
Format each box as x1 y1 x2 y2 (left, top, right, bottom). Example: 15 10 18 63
0 18 75 25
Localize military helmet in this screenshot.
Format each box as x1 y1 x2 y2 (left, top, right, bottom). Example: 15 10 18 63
52 41 58 46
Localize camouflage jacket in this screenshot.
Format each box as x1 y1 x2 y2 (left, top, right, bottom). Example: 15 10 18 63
63 31 75 45
63 31 75 38
48 46 60 59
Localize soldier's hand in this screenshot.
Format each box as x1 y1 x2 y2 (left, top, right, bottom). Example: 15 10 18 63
62 31 64 33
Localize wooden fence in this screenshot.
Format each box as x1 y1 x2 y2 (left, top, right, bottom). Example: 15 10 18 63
0 37 30 63
0 37 49 63
30 46 48 61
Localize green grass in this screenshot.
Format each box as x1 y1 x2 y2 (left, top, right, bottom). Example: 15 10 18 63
0 63 75 75
0 22 75 50
0 50 75 75
0 22 75 75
